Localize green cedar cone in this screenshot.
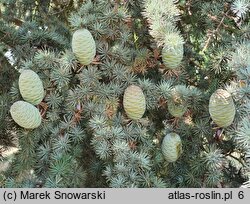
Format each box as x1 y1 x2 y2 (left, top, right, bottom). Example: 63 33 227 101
209 89 236 127
19 70 44 105
10 101 42 129
161 133 182 162
72 29 96 65
123 85 146 120
162 33 184 69
168 101 187 118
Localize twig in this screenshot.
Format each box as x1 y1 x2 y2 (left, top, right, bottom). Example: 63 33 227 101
202 10 230 53
186 0 192 16
207 13 231 29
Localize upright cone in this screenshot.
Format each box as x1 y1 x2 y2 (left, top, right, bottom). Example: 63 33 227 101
168 102 187 118
19 69 44 105
72 29 96 65
167 85 187 117
10 101 42 129
123 85 146 120
161 133 182 163
162 33 184 69
209 89 235 127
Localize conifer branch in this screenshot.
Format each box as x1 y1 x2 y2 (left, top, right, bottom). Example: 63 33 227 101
202 10 230 53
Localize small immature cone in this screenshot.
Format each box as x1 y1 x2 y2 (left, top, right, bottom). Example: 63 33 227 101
162 33 184 69
161 133 182 163
209 89 235 128
19 70 44 105
10 101 42 129
72 29 96 65
168 101 187 118
123 85 146 120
